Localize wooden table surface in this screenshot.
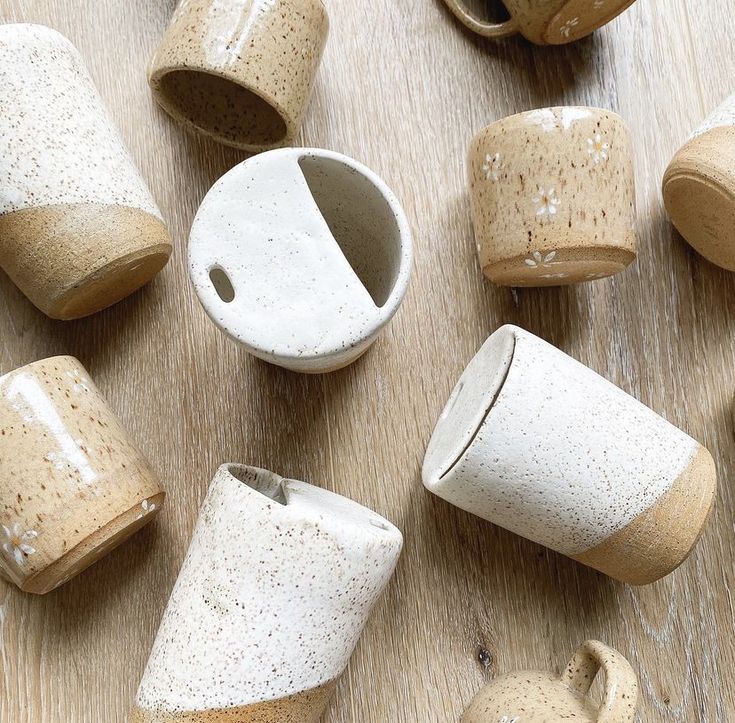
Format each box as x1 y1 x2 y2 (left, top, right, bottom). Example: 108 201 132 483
1 0 734 721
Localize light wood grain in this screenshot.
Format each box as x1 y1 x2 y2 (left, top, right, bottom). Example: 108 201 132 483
0 0 733 721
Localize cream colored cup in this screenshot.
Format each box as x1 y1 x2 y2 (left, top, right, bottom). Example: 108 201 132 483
462 640 638 722
0 357 164 594
468 107 636 287
442 0 637 44
149 0 329 151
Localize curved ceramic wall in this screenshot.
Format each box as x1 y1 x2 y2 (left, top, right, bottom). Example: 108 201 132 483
132 464 403 722
423 325 716 585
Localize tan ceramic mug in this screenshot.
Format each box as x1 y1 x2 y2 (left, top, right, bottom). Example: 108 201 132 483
149 0 329 151
0 356 164 594
441 0 637 44
462 640 638 722
468 106 636 286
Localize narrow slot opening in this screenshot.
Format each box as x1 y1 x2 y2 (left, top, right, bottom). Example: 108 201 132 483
210 266 235 303
227 465 287 505
298 155 403 307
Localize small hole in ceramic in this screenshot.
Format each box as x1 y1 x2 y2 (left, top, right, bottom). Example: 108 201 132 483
210 266 235 303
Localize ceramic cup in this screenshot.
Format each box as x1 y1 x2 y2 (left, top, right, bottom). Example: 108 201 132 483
663 93 735 271
0 356 164 595
0 24 172 320
131 464 402 722
462 640 638 722
189 148 413 373
149 0 329 151
423 325 716 585
442 0 637 44
468 107 636 287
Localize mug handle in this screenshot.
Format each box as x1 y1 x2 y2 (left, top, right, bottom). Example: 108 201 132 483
441 0 520 38
560 640 639 722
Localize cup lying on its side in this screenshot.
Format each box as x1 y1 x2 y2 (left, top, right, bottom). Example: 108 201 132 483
149 0 329 151
441 0 638 44
0 24 172 320
131 464 402 722
0 357 164 594
462 640 638 722
188 148 413 373
468 107 637 287
423 325 716 585
663 92 735 271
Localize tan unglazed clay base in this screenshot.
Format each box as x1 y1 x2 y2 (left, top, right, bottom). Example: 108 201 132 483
17 491 165 595
129 682 336 723
573 446 716 585
0 202 172 319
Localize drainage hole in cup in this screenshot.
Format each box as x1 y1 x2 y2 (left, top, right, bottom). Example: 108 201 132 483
209 266 235 303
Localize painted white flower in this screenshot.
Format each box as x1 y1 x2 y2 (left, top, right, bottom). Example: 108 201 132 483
137 499 157 520
593 0 605 7
525 250 557 268
560 17 580 37
587 133 610 164
1 523 38 567
66 369 91 394
500 716 520 723
532 187 560 217
482 152 503 181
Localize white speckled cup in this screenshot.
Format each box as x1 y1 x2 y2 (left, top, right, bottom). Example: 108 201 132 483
423 325 716 585
188 148 413 373
131 464 403 722
0 24 172 320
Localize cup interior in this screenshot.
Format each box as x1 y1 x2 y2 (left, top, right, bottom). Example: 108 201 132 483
155 69 289 149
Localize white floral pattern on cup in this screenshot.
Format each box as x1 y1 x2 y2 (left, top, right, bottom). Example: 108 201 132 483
587 133 610 164
593 0 605 7
137 499 157 520
482 152 503 182
1 523 38 567
560 18 580 37
532 187 560 217
525 250 557 268
499 716 520 723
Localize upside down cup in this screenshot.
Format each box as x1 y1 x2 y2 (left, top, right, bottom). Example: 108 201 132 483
0 357 164 594
131 464 402 722
663 93 735 270
423 325 716 585
188 148 413 373
0 24 172 320
149 0 329 151
469 107 636 287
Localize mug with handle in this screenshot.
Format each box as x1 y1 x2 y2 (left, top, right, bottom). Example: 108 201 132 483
462 640 639 722
441 0 638 45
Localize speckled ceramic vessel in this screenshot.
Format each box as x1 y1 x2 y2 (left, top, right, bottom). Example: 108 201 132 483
462 641 638 722
188 148 413 373
442 0 637 43
149 0 329 151
468 107 636 287
0 24 172 320
423 325 716 585
663 93 735 271
0 356 164 595
131 464 402 722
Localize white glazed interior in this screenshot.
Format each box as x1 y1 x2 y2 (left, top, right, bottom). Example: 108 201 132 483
188 148 413 372
423 325 700 556
135 463 403 713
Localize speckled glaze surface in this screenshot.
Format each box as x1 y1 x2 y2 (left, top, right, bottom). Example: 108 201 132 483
468 107 636 287
149 0 329 151
132 464 403 721
442 0 637 44
663 94 735 271
0 24 172 320
0 356 164 595
188 148 413 373
462 640 638 722
423 325 716 585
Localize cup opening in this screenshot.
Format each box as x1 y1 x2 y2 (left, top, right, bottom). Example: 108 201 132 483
155 69 288 148
227 465 287 506
298 155 403 308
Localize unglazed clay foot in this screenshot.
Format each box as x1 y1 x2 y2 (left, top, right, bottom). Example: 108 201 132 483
131 464 403 721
